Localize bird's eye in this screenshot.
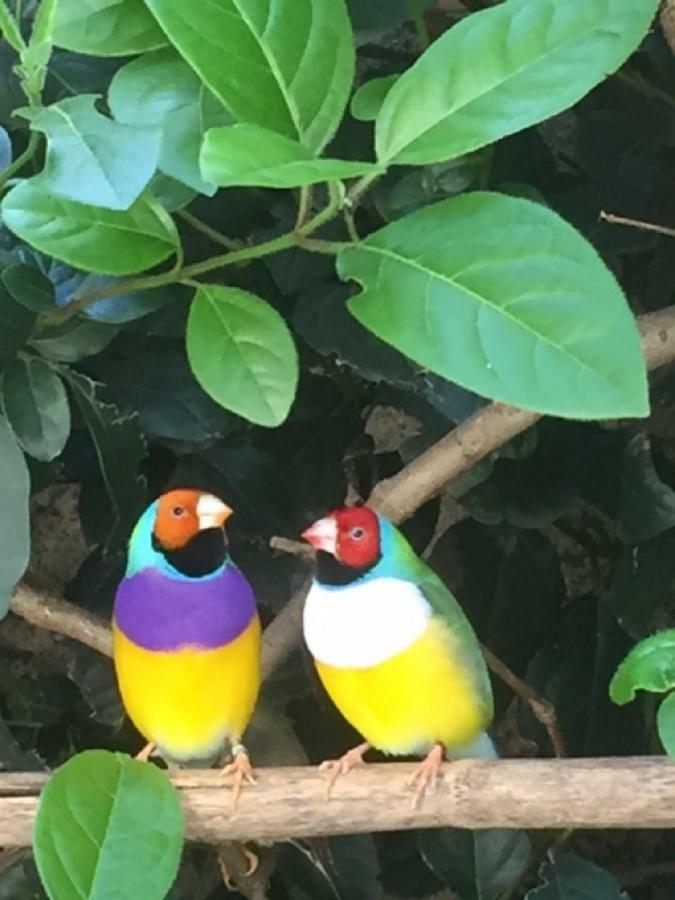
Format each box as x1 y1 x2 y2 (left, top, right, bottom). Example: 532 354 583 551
351 526 365 540
171 506 186 518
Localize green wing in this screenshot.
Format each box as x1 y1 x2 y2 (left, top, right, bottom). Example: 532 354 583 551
412 554 494 722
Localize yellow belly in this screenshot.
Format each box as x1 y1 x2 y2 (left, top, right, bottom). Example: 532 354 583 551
315 618 489 754
113 616 261 760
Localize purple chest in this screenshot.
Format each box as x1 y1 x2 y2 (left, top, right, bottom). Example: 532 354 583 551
113 564 256 652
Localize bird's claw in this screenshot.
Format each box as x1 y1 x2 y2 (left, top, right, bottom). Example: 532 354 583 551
318 742 369 801
220 747 256 810
218 845 259 890
408 743 444 809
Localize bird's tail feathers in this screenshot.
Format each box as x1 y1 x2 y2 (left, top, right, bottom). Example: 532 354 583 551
456 731 499 759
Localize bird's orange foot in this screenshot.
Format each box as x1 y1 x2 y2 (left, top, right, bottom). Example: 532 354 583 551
319 741 370 801
134 742 156 763
220 742 256 810
408 742 444 809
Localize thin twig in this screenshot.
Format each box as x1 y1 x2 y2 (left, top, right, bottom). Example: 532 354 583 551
600 210 675 238
176 209 241 251
482 646 566 758
0 132 39 191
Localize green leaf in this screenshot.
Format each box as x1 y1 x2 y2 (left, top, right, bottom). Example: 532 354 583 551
0 0 25 52
34 750 183 900
0 356 70 461
657 691 675 759
610 629 675 704
617 434 675 544
0 125 11 170
31 319 120 363
53 0 168 57
61 371 146 548
201 124 381 189
526 851 625 900
98 342 235 442
338 192 648 419
420 828 532 900
0 413 29 616
1 179 178 275
186 285 298 427
21 95 161 210
142 0 355 152
108 49 231 195
376 0 660 165
351 75 398 122
70 275 171 324
0 286 35 367
2 263 55 313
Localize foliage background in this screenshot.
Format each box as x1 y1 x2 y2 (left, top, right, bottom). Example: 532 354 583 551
1 0 675 898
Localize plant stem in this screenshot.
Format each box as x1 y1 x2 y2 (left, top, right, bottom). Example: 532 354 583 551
408 0 430 50
294 184 312 230
600 210 675 238
297 238 351 255
347 171 382 209
0 131 39 191
176 209 241 251
343 209 360 242
53 176 364 320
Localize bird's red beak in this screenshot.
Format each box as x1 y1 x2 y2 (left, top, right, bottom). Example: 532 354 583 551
301 515 338 555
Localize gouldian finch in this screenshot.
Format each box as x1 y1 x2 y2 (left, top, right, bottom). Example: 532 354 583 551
113 488 261 796
302 505 495 805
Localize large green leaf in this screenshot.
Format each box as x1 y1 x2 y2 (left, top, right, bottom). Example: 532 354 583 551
53 0 168 57
376 0 660 165
62 371 146 548
201 123 381 188
0 356 70 461
142 0 354 152
108 49 231 195
610 629 675 704
338 192 648 419
1 180 178 275
21 96 161 210
657 691 675 759
0 286 35 367
420 828 532 900
186 285 298 427
32 319 120 363
34 750 183 900
526 851 625 899
0 413 30 618
0 413 29 617
2 263 55 313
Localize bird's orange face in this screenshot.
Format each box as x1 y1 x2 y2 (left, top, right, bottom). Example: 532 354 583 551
153 489 232 551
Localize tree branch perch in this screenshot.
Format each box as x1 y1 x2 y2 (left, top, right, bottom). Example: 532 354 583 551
0 758 674 847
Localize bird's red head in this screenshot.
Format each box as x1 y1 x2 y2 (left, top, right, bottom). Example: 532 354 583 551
302 506 380 569
154 489 232 551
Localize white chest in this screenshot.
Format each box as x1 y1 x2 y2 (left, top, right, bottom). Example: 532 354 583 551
303 576 431 669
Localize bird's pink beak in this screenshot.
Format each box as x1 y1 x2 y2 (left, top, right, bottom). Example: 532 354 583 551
302 516 338 555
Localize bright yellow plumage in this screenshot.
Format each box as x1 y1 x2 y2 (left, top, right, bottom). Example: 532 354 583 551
113 615 261 761
315 617 488 754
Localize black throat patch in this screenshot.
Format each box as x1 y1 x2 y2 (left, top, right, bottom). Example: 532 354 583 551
315 550 380 586
153 528 228 578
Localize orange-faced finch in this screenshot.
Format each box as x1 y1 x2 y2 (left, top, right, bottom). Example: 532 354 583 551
302 505 495 806
113 488 261 805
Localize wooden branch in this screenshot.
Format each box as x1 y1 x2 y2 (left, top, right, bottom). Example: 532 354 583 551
1 758 675 847
8 306 675 678
10 582 112 658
